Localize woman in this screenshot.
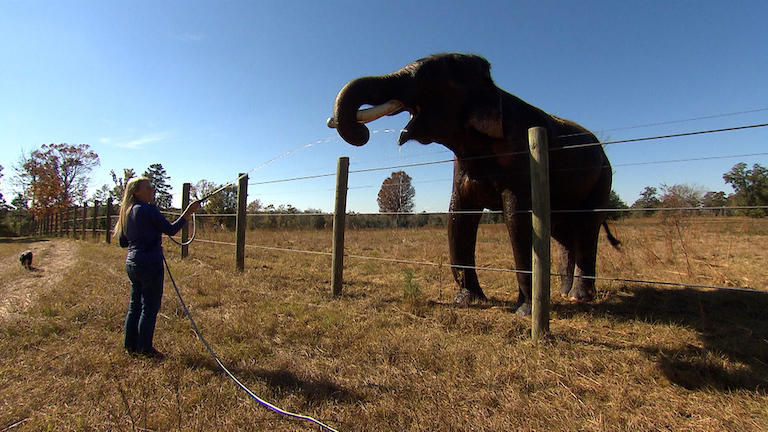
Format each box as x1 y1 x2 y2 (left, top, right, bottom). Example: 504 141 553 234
114 177 201 358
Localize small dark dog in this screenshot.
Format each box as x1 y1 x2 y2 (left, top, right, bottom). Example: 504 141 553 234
19 250 33 270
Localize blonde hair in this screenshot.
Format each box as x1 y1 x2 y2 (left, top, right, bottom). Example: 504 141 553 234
113 177 151 240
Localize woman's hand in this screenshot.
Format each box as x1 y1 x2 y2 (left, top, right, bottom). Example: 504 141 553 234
182 200 202 220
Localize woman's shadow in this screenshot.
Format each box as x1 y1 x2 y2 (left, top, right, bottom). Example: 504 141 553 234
180 353 364 404
555 285 768 392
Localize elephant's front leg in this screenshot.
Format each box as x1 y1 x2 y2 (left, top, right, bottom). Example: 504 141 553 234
501 190 533 316
448 202 485 305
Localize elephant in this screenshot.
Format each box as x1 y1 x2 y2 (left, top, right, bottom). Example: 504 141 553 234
328 53 619 316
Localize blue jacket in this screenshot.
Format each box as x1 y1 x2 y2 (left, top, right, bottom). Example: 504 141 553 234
119 200 186 264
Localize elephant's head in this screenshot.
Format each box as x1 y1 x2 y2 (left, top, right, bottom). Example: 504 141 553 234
328 53 505 152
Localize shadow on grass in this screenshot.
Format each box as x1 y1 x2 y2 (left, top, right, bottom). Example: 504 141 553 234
428 296 519 312
0 237 50 244
180 354 364 404
554 286 768 393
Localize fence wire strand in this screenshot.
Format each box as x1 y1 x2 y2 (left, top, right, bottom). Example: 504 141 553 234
42 118 768 297
559 122 768 151
239 122 767 189
185 237 762 293
559 106 768 138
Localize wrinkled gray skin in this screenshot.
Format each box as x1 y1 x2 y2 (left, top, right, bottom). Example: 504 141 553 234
330 53 618 316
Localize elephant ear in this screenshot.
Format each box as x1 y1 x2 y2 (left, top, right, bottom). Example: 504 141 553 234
467 95 504 139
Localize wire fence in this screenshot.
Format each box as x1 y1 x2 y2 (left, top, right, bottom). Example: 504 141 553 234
22 109 766 432
34 119 767 294
243 135 768 198
186 230 765 293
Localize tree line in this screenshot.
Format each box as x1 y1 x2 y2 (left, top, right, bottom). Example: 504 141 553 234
618 162 768 218
1 143 766 236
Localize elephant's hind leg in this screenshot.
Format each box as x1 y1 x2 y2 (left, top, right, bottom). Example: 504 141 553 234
568 221 601 302
554 236 576 297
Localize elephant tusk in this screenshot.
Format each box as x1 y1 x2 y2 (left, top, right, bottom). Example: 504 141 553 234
327 100 404 128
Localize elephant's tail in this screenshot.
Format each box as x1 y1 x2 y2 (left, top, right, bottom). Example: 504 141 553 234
602 221 621 249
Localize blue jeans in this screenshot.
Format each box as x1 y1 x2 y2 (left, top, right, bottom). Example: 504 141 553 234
124 261 164 352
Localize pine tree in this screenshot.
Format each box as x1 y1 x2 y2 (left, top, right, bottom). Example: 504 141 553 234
91 184 111 203
110 168 136 201
143 163 173 209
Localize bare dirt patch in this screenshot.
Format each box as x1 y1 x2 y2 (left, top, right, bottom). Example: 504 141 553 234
0 239 79 322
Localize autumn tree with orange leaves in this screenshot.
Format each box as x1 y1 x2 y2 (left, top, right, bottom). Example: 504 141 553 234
16 143 100 216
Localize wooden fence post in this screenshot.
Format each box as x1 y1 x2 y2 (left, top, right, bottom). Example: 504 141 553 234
65 207 71 238
181 183 191 259
105 198 112 244
73 205 78 239
82 203 87 239
529 127 551 340
331 157 350 296
70 207 75 239
69 206 75 239
92 201 99 239
235 174 248 272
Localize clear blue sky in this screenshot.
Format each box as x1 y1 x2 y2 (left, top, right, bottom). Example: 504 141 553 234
1 1 766 212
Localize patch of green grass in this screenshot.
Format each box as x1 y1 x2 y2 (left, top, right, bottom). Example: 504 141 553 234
401 268 421 298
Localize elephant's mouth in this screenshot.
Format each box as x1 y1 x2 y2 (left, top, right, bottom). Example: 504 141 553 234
399 113 426 146
328 99 425 146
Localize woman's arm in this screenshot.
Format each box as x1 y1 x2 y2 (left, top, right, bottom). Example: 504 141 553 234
148 200 200 236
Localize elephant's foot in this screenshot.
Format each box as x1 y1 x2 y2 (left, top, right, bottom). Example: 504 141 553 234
566 285 596 302
515 301 532 317
454 288 487 306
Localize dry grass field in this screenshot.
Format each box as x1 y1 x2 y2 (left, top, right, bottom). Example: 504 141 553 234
1 216 767 431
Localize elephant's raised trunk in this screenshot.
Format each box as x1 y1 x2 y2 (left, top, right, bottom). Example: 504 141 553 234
328 73 411 146
326 100 404 129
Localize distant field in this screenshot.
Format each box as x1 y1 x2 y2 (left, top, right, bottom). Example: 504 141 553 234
1 216 766 431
